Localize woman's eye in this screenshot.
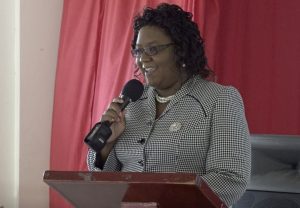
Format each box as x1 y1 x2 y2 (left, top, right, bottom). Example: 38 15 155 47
134 48 143 56
148 46 158 54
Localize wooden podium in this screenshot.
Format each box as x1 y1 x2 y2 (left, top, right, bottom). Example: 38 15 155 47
43 171 227 208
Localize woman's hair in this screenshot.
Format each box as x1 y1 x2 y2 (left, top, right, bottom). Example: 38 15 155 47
132 3 211 79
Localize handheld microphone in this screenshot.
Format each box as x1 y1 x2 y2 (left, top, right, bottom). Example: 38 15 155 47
84 79 144 152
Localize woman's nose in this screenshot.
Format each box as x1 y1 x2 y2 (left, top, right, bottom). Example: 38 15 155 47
139 52 152 62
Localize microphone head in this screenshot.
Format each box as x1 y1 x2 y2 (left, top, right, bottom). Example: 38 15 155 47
121 79 144 102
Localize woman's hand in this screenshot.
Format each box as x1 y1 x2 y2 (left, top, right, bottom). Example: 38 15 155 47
100 97 126 144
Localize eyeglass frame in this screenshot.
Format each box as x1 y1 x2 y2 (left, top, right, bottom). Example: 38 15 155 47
131 43 175 58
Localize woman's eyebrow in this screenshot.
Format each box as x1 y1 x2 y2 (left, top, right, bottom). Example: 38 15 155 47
135 41 159 47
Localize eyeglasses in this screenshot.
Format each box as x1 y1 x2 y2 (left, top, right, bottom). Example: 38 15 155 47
131 43 174 57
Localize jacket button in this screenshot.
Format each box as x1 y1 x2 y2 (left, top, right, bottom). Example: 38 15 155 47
137 138 145 144
138 160 144 166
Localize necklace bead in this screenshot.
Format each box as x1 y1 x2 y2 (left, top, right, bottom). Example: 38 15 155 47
155 94 175 103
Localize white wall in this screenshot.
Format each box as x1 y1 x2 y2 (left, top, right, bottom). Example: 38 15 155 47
0 0 63 207
0 0 19 207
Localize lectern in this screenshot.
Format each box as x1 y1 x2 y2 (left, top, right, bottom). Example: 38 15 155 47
43 171 227 208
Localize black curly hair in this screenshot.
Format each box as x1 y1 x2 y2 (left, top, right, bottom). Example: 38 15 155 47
132 3 211 79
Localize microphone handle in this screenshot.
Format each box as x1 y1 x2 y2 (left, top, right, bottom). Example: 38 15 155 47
84 121 112 152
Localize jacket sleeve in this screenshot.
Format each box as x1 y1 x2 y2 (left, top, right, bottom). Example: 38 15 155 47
87 147 122 171
201 86 251 207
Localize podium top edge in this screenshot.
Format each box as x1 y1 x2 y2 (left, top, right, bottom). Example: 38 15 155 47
43 170 199 184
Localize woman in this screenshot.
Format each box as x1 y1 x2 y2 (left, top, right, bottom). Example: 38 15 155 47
87 3 251 207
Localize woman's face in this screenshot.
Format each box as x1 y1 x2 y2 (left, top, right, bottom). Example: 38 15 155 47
135 26 185 95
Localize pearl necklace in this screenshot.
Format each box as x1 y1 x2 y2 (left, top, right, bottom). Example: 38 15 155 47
155 94 175 103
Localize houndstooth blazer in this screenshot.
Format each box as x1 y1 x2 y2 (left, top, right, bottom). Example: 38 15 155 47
87 75 251 206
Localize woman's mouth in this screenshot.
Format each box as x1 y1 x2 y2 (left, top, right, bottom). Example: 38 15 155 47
143 66 157 76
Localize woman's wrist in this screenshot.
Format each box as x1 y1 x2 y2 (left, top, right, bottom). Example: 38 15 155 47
100 140 116 160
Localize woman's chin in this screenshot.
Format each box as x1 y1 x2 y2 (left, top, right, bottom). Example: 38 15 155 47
145 78 157 88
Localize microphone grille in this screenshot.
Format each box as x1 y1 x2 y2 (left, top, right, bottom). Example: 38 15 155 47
122 79 144 102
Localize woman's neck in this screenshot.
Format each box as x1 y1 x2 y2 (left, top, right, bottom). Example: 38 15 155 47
156 74 190 97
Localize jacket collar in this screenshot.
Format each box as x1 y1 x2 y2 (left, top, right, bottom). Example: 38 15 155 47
139 75 219 119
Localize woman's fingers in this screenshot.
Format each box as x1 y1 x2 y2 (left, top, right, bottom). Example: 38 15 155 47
101 97 124 122
112 97 124 104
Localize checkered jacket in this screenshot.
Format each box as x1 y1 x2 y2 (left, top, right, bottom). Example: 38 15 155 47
87 76 251 206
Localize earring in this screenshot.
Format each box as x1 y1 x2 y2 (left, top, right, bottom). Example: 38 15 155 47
182 63 186 68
